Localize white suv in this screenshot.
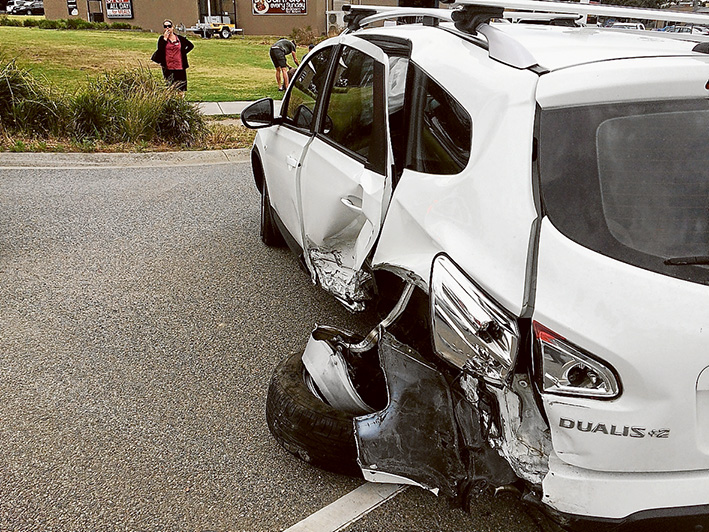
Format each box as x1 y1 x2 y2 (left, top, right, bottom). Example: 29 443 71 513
242 0 709 528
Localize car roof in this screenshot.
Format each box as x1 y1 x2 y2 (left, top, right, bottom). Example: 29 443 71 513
488 24 704 70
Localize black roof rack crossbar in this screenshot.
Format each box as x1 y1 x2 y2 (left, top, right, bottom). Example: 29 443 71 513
341 4 540 69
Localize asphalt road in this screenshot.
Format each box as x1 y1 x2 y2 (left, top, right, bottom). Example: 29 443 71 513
0 155 544 531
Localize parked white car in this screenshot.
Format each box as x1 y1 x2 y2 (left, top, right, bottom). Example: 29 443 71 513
5 0 21 12
242 0 709 528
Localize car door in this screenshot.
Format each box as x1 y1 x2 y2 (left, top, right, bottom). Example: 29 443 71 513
259 46 335 245
297 36 393 310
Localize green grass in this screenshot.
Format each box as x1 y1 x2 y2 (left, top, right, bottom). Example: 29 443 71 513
0 25 296 101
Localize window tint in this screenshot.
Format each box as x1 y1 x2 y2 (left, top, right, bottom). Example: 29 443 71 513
539 100 709 285
321 46 381 164
407 63 471 175
284 47 333 130
597 111 709 258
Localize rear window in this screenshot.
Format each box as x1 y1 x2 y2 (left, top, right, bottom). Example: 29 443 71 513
539 99 709 284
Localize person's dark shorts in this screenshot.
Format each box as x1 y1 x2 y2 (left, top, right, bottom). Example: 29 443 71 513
270 47 287 68
162 68 187 91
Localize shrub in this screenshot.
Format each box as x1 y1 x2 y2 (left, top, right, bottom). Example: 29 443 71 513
0 60 204 147
0 16 23 26
289 25 324 46
65 18 94 30
0 60 68 136
71 67 206 145
37 19 64 29
70 89 118 141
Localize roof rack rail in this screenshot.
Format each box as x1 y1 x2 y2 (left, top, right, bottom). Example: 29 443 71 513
341 1 709 69
342 5 454 32
444 0 709 26
342 4 540 69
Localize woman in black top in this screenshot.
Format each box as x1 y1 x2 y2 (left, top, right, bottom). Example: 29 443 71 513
151 19 194 91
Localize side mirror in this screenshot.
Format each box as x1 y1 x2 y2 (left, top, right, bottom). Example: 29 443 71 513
241 98 277 129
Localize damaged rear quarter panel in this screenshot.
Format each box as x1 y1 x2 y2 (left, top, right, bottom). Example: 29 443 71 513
354 332 466 496
371 71 539 316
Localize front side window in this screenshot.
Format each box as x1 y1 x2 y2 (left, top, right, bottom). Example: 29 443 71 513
539 99 709 284
284 47 333 130
320 46 385 171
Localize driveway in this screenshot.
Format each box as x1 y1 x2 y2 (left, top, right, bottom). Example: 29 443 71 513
0 154 544 531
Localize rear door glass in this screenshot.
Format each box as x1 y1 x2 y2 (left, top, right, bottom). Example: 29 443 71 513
284 47 333 131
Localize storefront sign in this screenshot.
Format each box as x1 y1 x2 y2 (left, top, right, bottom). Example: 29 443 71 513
66 0 78 16
106 0 133 18
253 0 306 15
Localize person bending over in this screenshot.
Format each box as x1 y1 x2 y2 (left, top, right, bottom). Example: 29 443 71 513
269 38 299 91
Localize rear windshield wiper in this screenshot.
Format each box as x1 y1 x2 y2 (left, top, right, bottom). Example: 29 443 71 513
664 256 709 266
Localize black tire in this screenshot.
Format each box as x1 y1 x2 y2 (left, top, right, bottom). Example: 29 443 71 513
260 182 285 247
266 352 362 476
220 27 231 39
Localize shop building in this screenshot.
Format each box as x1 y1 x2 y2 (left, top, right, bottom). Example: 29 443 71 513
43 0 397 35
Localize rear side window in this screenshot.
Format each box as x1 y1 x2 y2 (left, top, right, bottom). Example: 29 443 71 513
406 63 471 175
539 99 709 284
284 47 333 131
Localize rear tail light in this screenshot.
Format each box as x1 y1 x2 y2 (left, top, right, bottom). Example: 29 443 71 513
533 322 621 399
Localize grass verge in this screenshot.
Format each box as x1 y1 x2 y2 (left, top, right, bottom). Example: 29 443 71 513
0 25 303 101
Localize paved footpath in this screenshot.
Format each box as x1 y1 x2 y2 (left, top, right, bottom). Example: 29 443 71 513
197 100 282 116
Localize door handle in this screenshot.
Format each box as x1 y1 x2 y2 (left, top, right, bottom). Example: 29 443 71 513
341 196 363 213
286 155 298 169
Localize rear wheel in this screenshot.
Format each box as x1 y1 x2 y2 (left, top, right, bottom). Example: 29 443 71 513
266 352 362 476
260 182 285 247
220 27 231 39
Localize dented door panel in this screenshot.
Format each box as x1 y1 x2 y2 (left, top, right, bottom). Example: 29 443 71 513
298 36 393 309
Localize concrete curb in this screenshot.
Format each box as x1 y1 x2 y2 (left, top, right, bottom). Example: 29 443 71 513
0 148 251 168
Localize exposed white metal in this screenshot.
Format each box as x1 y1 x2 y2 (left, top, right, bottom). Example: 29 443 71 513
302 331 374 415
360 469 439 494
350 282 414 353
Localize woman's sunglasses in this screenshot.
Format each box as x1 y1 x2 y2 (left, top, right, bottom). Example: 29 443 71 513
164 24 172 28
